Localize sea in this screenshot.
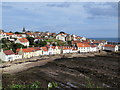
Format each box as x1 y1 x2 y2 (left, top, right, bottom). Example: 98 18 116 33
89 38 119 43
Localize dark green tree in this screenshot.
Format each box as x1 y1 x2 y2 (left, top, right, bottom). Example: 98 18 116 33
1 38 9 43
52 43 56 46
15 32 21 34
39 40 47 47
67 40 72 46
59 31 65 34
10 43 24 52
26 37 35 45
9 31 13 33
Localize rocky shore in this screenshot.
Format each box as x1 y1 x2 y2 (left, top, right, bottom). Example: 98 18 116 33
1 51 107 74
2 51 120 88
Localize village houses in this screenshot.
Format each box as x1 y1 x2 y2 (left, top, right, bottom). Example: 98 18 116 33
56 33 67 42
15 38 30 46
41 46 61 55
48 46 61 55
102 44 118 52
16 47 43 58
76 43 98 53
0 30 119 62
0 49 22 61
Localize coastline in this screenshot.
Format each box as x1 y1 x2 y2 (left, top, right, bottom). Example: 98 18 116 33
1 51 108 74
2 51 119 88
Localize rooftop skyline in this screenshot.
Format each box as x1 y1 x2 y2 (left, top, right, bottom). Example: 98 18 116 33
1 2 118 38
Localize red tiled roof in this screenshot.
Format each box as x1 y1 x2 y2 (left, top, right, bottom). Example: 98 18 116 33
6 33 14 35
77 43 90 47
91 45 97 47
51 46 56 49
22 49 32 52
26 33 33 35
41 47 48 51
83 42 90 44
3 50 15 55
62 46 72 50
72 40 81 44
34 47 41 51
104 44 116 48
19 38 29 43
92 41 100 43
16 34 22 37
16 48 35 53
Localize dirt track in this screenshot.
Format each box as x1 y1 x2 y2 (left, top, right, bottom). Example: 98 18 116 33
2 52 120 88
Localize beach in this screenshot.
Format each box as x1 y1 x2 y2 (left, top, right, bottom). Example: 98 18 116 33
1 51 106 74
1 51 120 88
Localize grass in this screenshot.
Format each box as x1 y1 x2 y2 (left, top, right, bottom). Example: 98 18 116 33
7 81 41 89
45 39 66 46
3 81 58 89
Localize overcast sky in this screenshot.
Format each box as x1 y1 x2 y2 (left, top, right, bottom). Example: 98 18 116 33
1 2 118 38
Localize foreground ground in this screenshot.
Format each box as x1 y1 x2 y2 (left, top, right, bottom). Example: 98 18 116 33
2 52 120 89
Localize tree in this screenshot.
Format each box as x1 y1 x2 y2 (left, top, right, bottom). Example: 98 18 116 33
59 31 65 34
9 31 13 33
39 40 47 47
2 44 7 48
27 31 31 33
52 43 56 46
1 38 9 43
26 37 35 45
10 43 24 53
15 32 21 34
67 40 72 46
1 38 11 49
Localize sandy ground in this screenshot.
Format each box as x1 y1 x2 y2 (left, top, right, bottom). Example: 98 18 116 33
1 51 107 74
2 56 60 74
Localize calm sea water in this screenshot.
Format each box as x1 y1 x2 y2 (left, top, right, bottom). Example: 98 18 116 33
89 38 119 43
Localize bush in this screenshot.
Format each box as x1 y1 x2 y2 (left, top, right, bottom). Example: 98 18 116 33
8 81 41 89
7 81 58 89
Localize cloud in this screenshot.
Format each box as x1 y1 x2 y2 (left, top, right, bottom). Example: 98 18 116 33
83 2 118 18
2 2 118 38
2 5 13 9
46 2 70 8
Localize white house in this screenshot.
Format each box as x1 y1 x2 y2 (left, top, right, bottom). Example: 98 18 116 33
17 48 33 58
81 37 86 41
90 45 98 52
15 38 29 46
41 47 49 55
47 46 61 55
56 33 67 42
62 46 72 54
16 47 43 58
71 47 78 53
34 37 43 42
77 43 91 53
34 47 43 56
102 44 118 52
91 42 103 50
0 49 22 61
26 33 34 38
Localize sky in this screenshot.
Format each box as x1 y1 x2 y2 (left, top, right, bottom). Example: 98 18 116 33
1 2 118 38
